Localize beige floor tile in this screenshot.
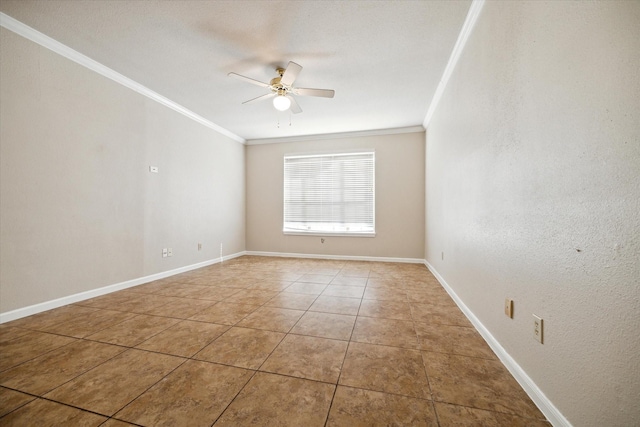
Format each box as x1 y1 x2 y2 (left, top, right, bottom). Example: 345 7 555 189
327 386 438 427
415 322 496 359
358 299 413 320
363 287 408 302
0 387 35 417
189 286 241 301
115 360 253 427
291 311 356 340
311 268 342 276
330 276 368 286
181 276 221 286
112 294 180 314
0 399 107 426
410 302 472 326
236 306 305 333
340 342 430 399
217 277 260 289
195 327 285 369
297 274 335 285
0 340 124 395
322 286 365 298
135 320 229 357
264 272 304 282
142 298 217 319
309 295 361 315
285 282 328 295
40 309 137 338
261 334 348 383
422 352 544 419
0 326 31 345
351 317 418 349
86 314 179 347
224 289 279 305
101 419 139 426
249 280 294 291
434 402 551 426
0 331 76 372
338 271 370 279
154 283 212 298
406 288 455 305
189 301 259 325
264 292 318 310
214 372 335 427
44 348 184 416
366 278 404 289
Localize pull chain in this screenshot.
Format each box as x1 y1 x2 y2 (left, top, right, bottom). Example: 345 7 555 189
275 110 293 128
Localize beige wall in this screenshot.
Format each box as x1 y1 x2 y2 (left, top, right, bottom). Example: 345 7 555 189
425 1 640 426
0 28 245 313
246 132 425 259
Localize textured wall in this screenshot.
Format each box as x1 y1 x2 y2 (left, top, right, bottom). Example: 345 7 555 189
425 1 640 426
0 28 245 313
247 132 425 259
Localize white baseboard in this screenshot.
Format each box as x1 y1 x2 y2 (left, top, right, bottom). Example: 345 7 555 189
0 251 246 324
245 251 424 264
423 260 572 427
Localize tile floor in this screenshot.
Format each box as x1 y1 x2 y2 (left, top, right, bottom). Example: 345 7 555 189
0 256 550 426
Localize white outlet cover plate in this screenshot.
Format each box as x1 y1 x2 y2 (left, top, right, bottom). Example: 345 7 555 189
533 314 543 344
505 299 513 318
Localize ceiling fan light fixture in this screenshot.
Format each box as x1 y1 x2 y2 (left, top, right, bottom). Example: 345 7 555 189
273 94 291 111
229 61 334 115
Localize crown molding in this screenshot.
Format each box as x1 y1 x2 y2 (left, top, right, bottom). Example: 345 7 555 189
423 0 485 129
0 12 246 144
246 125 425 145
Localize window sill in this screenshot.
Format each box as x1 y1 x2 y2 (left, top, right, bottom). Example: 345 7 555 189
283 231 376 238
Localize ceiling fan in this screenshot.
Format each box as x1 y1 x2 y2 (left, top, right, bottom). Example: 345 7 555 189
228 61 335 114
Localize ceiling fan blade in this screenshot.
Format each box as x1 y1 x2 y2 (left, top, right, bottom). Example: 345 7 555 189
242 92 276 105
293 87 335 98
287 95 302 114
228 72 270 88
280 61 302 86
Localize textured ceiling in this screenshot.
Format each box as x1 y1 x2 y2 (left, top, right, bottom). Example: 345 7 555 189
0 0 471 142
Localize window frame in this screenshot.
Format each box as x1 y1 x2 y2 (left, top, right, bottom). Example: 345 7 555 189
282 151 376 237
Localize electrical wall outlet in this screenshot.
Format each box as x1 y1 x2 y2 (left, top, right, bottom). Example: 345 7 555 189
504 299 513 318
533 314 543 344
167 248 173 257
198 243 202 251
162 248 168 258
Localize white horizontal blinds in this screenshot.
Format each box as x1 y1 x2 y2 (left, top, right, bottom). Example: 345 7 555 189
284 152 375 234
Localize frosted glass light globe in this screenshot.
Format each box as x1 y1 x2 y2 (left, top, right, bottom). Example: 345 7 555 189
273 95 291 111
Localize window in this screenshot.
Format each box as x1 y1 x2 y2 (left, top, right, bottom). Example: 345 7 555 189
283 151 375 236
